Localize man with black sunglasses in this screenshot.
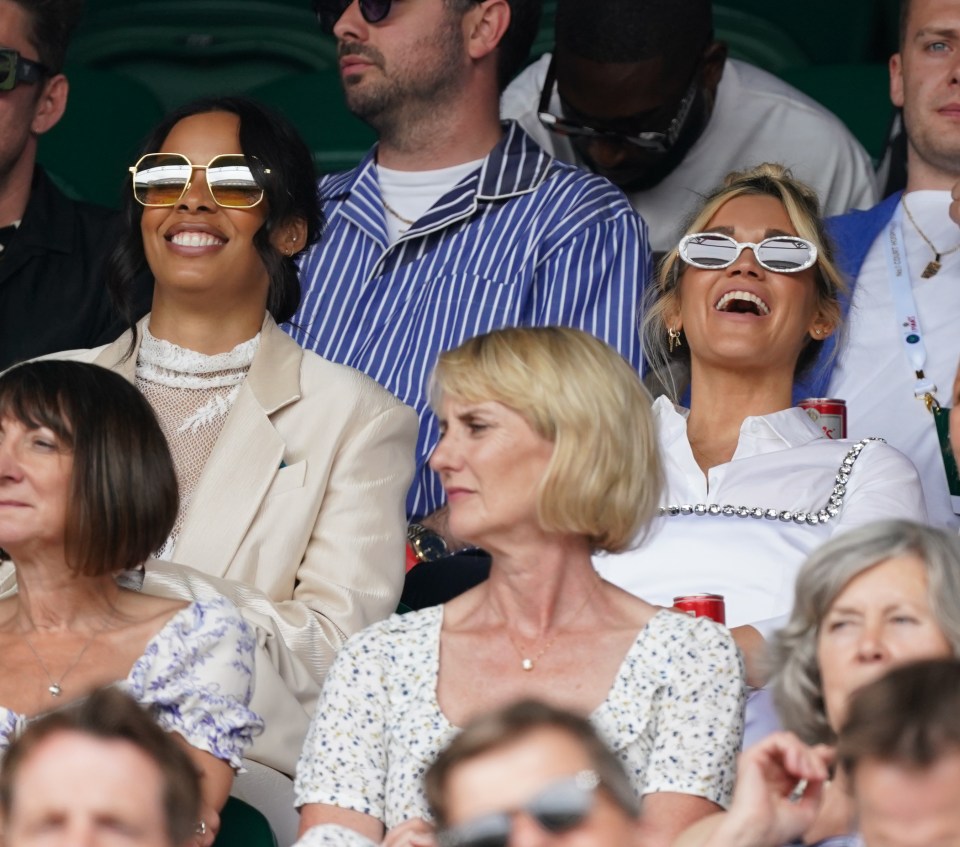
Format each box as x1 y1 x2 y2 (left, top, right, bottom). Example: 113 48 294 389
289 0 649 557
0 0 148 370
501 0 878 252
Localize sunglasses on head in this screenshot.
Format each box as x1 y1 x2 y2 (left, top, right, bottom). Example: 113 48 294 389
0 48 48 92
437 771 601 847
128 153 270 209
537 54 700 154
679 232 818 273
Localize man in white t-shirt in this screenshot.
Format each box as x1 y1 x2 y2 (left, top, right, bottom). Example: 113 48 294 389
798 0 960 530
499 0 878 252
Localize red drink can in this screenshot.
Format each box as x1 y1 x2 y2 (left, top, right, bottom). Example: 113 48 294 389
673 593 726 624
799 397 847 440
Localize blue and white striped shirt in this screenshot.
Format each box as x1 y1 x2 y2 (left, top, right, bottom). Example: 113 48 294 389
289 122 650 519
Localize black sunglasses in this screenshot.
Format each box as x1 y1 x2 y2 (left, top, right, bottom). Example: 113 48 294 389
437 772 602 847
314 0 482 34
0 48 48 92
537 53 701 154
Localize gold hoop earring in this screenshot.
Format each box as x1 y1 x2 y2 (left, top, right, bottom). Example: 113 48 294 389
668 327 682 353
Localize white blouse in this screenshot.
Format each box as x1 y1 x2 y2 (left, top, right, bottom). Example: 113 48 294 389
596 397 927 639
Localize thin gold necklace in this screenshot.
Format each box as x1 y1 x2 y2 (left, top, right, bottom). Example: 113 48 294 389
901 196 960 278
499 572 604 672
382 199 415 227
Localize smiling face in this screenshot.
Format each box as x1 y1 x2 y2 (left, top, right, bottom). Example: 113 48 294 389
429 397 555 550
890 0 960 186
668 194 830 378
3 731 175 847
0 415 72 563
817 555 953 733
140 110 276 314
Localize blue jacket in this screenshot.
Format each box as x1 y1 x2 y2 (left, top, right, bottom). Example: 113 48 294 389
793 192 903 402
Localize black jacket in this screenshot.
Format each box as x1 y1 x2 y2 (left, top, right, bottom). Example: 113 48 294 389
0 166 152 369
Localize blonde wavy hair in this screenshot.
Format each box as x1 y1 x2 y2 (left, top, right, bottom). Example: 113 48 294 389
641 163 846 400
431 327 662 552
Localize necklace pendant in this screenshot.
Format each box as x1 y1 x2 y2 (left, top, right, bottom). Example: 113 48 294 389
521 658 534 671
48 683 62 697
922 260 941 279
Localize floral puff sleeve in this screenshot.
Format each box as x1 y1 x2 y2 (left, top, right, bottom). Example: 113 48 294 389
293 620 393 818
125 596 264 769
641 614 745 807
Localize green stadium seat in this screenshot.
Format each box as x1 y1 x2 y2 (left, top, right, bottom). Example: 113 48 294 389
246 71 377 175
37 66 165 207
715 0 879 65
70 2 338 109
714 7 811 74
779 64 895 162
213 797 277 847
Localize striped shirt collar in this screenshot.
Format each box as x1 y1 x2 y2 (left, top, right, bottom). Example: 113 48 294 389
322 121 554 242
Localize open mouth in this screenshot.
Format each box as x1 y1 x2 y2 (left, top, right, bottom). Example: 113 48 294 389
715 290 770 316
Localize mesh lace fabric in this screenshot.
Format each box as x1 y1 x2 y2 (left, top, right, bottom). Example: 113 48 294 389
136 326 261 558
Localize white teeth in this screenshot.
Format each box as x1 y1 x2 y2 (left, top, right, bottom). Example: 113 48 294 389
714 290 771 315
170 231 224 247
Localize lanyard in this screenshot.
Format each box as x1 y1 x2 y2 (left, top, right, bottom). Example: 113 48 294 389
885 203 960 514
885 204 938 400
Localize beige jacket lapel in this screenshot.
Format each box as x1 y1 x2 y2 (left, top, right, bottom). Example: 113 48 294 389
98 314 302 579
172 316 302 577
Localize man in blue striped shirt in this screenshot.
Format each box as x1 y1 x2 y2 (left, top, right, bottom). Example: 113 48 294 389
290 0 651 535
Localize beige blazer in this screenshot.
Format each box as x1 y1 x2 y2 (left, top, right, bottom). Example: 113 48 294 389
33 314 418 772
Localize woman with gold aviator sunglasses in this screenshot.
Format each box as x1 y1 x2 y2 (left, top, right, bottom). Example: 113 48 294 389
40 96 418 785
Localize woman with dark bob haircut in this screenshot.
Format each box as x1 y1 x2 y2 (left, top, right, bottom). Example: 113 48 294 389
43 96 417 779
0 361 262 847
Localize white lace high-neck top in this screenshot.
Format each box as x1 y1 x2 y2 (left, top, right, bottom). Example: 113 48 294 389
136 326 260 557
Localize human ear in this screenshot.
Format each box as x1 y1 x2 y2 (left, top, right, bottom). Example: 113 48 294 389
30 74 68 135
890 52 905 109
270 217 308 257
465 0 510 61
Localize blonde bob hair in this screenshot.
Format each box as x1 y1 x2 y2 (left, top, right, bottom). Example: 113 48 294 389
430 326 662 553
642 163 846 400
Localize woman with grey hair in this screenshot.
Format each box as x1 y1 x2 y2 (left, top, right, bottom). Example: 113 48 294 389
771 519 960 745
768 519 958 845
675 519 960 847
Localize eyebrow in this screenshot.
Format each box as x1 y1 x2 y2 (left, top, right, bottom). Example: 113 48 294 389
700 226 796 239
826 601 917 617
914 26 960 41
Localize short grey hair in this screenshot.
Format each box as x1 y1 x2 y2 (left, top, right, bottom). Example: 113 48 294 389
770 520 960 745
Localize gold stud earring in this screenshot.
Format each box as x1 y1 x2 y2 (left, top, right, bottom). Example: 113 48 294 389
668 327 682 353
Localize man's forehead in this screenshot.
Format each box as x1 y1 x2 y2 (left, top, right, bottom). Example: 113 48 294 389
904 0 960 38
555 53 680 119
0 1 35 57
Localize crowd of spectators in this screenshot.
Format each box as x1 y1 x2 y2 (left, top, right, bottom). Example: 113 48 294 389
1 0 959 846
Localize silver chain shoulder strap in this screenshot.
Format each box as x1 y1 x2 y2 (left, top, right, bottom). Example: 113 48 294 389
658 437 885 526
